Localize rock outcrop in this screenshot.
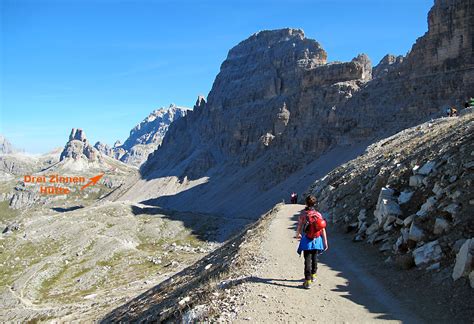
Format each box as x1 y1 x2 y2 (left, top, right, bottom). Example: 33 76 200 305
0 135 15 154
60 128 100 162
94 141 112 157
372 54 404 79
94 105 189 166
117 104 189 166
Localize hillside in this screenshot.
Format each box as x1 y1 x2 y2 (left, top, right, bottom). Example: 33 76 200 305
101 112 474 323
307 111 474 285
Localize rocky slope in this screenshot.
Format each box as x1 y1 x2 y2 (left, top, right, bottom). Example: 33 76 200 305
118 0 473 221
95 105 189 166
306 111 474 288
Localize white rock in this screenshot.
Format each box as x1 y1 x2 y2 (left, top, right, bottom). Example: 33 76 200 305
433 218 449 235
205 263 212 270
443 203 459 215
398 191 414 205
417 161 436 175
374 187 402 225
383 216 398 232
394 236 404 251
179 296 191 305
452 238 473 281
83 294 97 300
416 196 437 217
408 223 424 242
365 223 379 236
413 240 442 266
409 175 424 187
358 222 368 234
403 215 414 227
426 262 440 271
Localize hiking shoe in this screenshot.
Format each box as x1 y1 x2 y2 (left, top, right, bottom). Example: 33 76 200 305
311 273 317 282
303 280 311 289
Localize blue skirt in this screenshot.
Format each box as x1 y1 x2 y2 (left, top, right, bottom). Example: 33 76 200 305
297 235 324 255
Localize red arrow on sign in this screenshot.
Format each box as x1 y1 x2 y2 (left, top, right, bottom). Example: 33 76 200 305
80 173 105 190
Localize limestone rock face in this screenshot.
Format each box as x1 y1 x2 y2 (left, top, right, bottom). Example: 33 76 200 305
94 141 112 156
111 105 189 166
122 105 189 151
60 128 100 162
126 1 473 224
372 54 404 79
0 135 15 154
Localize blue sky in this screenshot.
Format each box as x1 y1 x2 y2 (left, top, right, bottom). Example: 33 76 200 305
1 0 433 154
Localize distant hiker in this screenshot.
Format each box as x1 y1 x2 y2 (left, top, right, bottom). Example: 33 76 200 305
448 106 458 117
290 192 298 204
446 107 451 117
295 195 328 289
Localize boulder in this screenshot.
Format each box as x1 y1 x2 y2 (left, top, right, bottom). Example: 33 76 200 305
408 223 424 242
398 190 414 205
417 161 436 175
433 218 449 235
383 215 399 232
409 175 424 187
443 203 459 215
413 240 442 267
416 196 437 217
452 238 473 281
403 215 414 227
365 222 379 236
374 187 402 225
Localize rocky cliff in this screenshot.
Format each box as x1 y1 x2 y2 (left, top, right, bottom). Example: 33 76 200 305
94 105 188 166
117 105 188 166
60 128 100 162
120 0 473 220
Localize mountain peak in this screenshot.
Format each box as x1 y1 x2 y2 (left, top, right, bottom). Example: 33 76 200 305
60 128 99 162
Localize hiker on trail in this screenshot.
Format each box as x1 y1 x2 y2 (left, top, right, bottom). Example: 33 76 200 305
295 195 328 289
290 192 298 204
448 106 458 117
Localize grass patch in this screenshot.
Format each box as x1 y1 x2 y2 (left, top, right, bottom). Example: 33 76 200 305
0 200 19 222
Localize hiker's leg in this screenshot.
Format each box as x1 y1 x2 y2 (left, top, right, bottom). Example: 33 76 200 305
303 250 311 280
311 250 318 275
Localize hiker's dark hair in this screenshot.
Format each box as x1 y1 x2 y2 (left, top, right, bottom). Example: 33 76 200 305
305 195 317 207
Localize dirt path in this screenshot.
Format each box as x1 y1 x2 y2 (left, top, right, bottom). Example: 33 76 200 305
234 204 422 323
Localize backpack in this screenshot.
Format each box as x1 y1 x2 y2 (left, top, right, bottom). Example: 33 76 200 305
303 209 323 239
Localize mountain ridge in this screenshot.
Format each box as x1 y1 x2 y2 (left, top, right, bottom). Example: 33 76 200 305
117 0 473 221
